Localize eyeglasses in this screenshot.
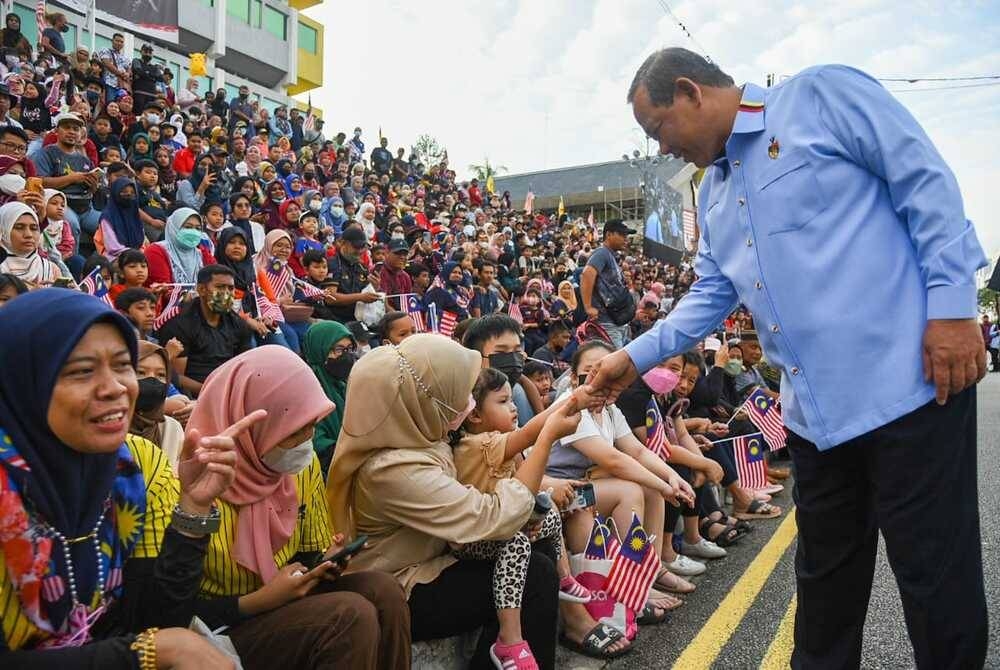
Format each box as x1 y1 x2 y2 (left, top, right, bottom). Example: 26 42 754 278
0 141 27 155
331 344 356 357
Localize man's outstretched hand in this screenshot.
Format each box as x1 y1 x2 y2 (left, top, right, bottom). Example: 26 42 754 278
923 319 986 405
585 349 639 408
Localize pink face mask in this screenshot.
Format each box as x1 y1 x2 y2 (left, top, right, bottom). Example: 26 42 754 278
642 367 680 396
445 394 476 431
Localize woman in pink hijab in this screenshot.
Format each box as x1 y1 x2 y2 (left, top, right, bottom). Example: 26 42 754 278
187 345 410 670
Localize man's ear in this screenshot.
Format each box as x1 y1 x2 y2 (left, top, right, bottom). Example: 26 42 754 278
673 77 703 106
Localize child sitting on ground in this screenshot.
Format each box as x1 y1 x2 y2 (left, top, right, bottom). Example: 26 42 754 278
452 367 593 670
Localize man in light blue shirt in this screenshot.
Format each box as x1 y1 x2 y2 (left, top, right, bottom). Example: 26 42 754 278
589 48 988 669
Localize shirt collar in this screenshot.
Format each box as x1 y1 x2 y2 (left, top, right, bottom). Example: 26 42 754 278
731 83 767 135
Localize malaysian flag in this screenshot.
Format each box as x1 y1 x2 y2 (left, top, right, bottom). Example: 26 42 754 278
153 285 186 330
35 1 46 51
732 434 768 489
253 283 285 323
584 513 620 560
644 399 670 462
294 277 326 301
746 388 787 450
79 267 113 307
508 299 523 325
405 294 425 333
682 209 697 250
439 310 458 338
603 512 659 613
266 257 295 297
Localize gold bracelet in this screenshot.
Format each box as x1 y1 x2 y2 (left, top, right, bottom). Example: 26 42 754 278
130 627 159 670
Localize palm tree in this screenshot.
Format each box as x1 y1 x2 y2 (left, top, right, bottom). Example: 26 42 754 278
468 157 508 182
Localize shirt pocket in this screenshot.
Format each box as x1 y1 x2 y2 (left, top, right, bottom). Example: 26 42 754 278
755 148 827 235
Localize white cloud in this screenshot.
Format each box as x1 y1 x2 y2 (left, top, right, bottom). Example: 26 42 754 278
302 0 1000 256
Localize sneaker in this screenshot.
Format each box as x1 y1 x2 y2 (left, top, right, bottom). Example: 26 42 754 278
558 575 593 603
490 640 539 670
666 554 706 576
681 538 728 559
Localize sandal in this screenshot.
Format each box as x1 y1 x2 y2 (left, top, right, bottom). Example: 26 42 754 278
559 623 632 660
767 465 790 480
636 602 671 626
699 518 742 547
734 499 782 520
654 568 696 594
490 640 539 670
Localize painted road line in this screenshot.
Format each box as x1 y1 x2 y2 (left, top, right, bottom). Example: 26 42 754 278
759 594 796 669
671 511 798 670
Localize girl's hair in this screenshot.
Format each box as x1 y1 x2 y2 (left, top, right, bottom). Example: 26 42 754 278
0 273 29 296
471 367 508 407
82 254 113 279
571 339 614 373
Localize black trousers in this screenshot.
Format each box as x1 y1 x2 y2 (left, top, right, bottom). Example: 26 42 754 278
789 388 987 670
408 548 559 670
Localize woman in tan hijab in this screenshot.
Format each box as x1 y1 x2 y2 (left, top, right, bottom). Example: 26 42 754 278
327 334 561 670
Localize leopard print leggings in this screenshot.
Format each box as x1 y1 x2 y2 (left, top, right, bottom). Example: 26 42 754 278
454 507 564 610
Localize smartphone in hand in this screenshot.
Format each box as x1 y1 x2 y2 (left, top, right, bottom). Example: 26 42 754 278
563 483 596 513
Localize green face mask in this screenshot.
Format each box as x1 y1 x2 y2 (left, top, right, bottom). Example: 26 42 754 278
207 289 234 314
724 360 744 377
175 227 203 250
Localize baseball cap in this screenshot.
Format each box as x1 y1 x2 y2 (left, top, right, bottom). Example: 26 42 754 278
340 227 369 249
603 219 632 236
388 239 409 254
703 336 722 352
55 112 84 127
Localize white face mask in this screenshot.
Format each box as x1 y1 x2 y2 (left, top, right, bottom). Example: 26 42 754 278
309 199 322 211
261 438 314 475
331 206 344 217
0 173 25 195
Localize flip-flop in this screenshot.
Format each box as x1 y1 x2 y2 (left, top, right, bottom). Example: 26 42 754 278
636 602 671 626
559 623 632 660
734 499 781 520
755 483 784 495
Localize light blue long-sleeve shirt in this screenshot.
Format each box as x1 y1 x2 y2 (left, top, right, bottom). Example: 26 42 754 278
626 65 988 450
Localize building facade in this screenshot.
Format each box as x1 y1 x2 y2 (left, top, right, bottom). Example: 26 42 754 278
10 0 323 115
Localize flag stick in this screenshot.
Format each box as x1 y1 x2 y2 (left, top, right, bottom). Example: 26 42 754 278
724 385 760 427
709 431 763 446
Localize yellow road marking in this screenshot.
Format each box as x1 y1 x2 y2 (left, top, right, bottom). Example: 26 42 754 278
671 511 798 670
760 595 796 669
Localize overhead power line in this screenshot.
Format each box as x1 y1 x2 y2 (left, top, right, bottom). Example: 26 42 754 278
653 0 713 63
887 80 1000 93
878 74 1000 83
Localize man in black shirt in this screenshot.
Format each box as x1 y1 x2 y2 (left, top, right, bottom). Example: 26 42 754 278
371 137 393 176
156 265 253 396
327 227 378 323
131 44 164 111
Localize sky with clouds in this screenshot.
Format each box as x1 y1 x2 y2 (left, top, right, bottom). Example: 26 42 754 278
302 0 1000 257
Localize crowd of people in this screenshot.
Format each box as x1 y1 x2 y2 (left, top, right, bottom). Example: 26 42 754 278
0 25 922 670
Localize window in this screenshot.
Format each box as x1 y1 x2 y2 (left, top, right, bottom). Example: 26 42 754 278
298 22 317 54
182 68 212 95
225 83 240 102
261 97 282 114
12 5 37 46
94 34 112 53
263 6 286 39
250 0 262 28
228 0 250 22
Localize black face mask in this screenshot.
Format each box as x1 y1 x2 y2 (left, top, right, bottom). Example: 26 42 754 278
324 352 356 379
489 351 525 382
135 377 167 412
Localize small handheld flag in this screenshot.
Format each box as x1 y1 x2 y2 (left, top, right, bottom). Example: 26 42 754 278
439 310 458 338
746 388 786 450
405 294 426 333
79 267 113 307
293 277 326 300
603 512 659 613
253 283 285 323
644 399 670 462
584 513 615 560
153 285 186 330
508 300 523 325
733 434 768 489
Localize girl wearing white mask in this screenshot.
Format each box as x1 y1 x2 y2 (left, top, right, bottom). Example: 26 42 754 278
186 345 411 670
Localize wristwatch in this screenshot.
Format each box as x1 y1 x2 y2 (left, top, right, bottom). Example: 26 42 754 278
170 504 221 535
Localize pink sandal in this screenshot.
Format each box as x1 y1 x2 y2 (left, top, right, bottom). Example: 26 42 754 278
490 640 539 670
558 575 593 603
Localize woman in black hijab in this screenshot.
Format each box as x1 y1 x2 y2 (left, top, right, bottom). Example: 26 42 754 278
0 289 263 667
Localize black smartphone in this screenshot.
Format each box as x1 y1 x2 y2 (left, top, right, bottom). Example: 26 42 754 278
326 534 369 564
577 374 588 387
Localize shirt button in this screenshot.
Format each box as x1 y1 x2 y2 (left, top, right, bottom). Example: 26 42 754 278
755 281 762 289
791 367 800 375
746 238 753 247
738 197 746 206
733 159 741 167
771 324 780 333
